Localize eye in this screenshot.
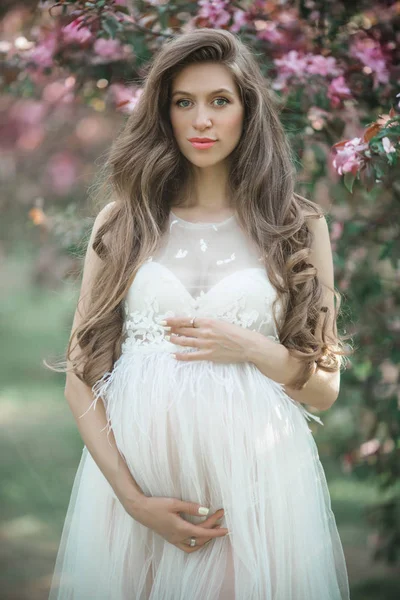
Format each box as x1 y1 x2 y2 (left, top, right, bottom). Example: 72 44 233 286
213 97 230 107
175 97 230 108
175 99 191 108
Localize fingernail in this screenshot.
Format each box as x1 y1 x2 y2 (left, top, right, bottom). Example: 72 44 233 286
198 506 210 516
163 326 172 332
159 320 168 325
165 335 171 342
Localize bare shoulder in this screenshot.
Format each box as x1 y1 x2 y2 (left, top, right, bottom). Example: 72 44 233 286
301 205 326 222
90 201 117 252
94 200 116 228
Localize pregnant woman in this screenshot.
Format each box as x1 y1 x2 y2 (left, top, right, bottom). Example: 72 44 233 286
48 27 351 600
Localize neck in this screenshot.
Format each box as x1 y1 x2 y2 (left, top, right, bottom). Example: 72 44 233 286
175 162 233 213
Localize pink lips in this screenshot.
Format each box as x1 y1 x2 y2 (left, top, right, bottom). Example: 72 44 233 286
189 140 217 149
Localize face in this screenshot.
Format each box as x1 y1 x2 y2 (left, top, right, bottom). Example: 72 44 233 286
169 62 244 168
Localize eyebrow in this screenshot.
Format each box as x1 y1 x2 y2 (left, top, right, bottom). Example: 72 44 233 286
171 88 235 98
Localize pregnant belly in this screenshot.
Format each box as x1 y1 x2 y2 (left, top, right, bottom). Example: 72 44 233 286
91 348 318 516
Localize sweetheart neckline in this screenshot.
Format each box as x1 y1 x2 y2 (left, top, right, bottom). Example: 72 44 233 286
140 261 273 305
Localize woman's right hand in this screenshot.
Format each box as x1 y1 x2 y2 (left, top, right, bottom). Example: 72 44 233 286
125 495 229 553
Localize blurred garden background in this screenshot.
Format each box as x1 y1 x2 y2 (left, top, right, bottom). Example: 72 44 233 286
1 1 399 598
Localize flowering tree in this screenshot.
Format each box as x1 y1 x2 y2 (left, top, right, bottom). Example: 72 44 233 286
1 0 399 565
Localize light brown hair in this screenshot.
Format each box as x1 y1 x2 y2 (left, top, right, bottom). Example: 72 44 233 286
47 28 352 391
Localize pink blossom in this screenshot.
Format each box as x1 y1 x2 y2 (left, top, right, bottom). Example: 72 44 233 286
62 17 93 45
275 8 298 26
93 37 124 59
274 50 309 79
255 21 286 45
328 76 351 97
109 83 143 113
332 137 368 175
25 32 57 68
198 0 231 28
274 51 343 89
307 55 342 77
230 9 247 33
350 38 389 89
327 76 352 108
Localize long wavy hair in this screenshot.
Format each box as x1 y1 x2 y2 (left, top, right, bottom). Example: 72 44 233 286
48 28 352 392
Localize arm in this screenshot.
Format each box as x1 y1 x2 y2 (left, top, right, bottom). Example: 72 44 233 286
64 202 146 515
246 215 340 412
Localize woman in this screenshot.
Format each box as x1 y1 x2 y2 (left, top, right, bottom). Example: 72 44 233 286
48 28 351 599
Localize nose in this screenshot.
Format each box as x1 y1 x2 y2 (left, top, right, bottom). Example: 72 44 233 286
192 105 212 129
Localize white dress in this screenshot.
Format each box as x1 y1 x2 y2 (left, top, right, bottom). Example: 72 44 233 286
49 211 350 600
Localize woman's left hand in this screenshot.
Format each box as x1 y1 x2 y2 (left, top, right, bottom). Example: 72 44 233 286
163 316 254 364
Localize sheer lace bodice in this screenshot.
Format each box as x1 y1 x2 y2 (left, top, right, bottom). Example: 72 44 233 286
122 211 283 352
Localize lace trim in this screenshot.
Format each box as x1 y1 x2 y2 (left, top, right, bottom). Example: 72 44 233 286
121 290 280 352
121 296 175 350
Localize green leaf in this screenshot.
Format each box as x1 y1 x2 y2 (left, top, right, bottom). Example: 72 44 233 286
344 171 356 193
114 5 130 14
102 15 119 39
379 240 394 260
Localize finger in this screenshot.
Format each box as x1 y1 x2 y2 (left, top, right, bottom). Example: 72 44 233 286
180 533 215 552
176 501 222 518
173 326 204 337
168 318 207 330
176 350 212 362
169 334 205 347
185 537 214 551
175 542 201 554
175 542 193 554
198 509 225 528
187 525 229 539
177 523 224 553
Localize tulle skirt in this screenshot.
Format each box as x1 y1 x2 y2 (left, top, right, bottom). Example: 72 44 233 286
49 344 350 600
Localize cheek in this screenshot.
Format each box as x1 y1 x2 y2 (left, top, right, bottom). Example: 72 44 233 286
224 111 244 137
170 110 185 135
